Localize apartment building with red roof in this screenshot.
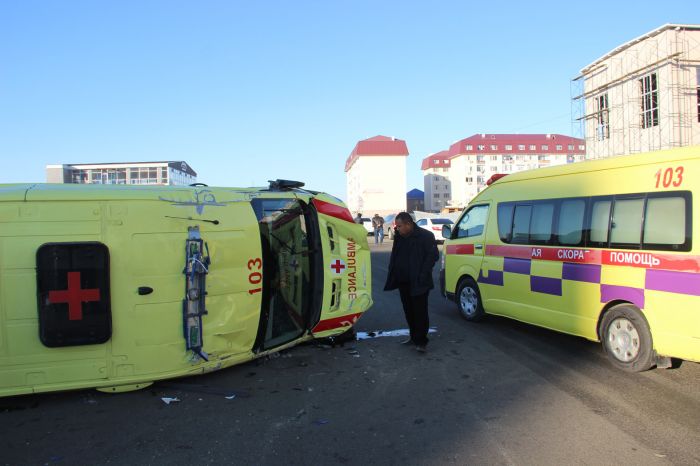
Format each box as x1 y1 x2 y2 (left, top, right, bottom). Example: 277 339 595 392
345 135 409 216
421 134 585 210
420 150 452 211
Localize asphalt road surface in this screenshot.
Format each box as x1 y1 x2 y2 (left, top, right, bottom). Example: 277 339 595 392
2 241 699 465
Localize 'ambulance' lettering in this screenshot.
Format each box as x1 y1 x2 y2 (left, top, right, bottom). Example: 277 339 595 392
346 238 358 299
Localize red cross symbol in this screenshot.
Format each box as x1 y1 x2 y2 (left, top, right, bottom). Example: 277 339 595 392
330 259 346 274
48 271 101 321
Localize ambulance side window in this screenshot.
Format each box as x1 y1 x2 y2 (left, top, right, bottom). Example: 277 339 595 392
511 205 532 244
530 202 555 244
454 205 489 239
497 203 514 242
557 199 586 246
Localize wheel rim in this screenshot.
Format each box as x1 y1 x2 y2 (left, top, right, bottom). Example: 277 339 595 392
459 286 478 316
607 317 641 362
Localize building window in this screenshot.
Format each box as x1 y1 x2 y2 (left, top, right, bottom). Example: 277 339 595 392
433 193 440 198
466 177 473 183
443 194 450 198
466 144 473 150
596 93 610 140
556 144 562 150
518 144 525 150
478 145 485 150
529 145 536 150
541 145 548 151
578 144 585 150
567 144 574 151
490 144 497 150
640 72 659 128
505 145 512 150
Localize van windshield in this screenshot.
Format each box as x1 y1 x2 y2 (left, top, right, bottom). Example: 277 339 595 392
251 198 318 349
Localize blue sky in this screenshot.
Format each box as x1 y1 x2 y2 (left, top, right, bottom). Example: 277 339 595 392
2 1 698 199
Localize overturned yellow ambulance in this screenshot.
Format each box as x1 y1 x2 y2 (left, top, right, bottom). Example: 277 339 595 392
0 180 372 397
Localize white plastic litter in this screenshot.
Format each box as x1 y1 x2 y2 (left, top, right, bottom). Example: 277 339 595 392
356 327 437 340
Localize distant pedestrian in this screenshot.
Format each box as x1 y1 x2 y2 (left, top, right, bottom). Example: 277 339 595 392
372 213 385 244
383 212 439 352
354 213 363 224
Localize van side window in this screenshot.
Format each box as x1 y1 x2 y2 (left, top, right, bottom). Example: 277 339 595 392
610 197 644 246
495 192 690 251
557 199 586 246
497 203 514 242
590 199 611 245
455 204 489 238
643 193 690 250
644 196 685 245
511 205 532 244
530 202 555 244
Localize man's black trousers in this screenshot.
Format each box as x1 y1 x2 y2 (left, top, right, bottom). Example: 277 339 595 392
398 284 429 346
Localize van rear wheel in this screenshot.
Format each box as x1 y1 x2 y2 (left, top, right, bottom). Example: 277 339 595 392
456 278 484 322
600 304 654 372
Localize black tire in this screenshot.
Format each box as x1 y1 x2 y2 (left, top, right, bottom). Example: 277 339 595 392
600 304 654 372
456 278 484 322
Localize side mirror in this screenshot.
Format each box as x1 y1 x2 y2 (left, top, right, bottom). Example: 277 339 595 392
441 224 452 239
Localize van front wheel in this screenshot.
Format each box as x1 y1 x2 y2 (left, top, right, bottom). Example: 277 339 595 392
456 278 484 322
600 304 654 372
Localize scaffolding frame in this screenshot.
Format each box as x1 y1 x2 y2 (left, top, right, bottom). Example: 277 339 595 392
571 25 700 159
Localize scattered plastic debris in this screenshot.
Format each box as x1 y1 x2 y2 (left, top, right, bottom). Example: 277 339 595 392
225 395 236 400
161 397 180 405
312 419 329 425
356 327 437 340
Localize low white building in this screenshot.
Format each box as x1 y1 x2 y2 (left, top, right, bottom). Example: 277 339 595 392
573 24 700 158
46 161 197 185
422 134 585 208
345 135 408 216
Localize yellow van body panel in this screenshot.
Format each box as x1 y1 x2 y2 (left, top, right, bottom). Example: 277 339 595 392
0 184 372 397
443 146 700 363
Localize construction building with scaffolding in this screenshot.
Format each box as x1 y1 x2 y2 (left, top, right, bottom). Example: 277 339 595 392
572 24 700 159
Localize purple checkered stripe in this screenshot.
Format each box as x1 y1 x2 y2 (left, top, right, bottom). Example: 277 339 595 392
477 257 700 306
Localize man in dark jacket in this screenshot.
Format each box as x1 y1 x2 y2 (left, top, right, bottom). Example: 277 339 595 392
384 212 439 352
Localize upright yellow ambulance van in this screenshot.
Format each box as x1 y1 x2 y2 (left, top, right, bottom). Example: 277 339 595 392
0 180 372 396
441 147 699 372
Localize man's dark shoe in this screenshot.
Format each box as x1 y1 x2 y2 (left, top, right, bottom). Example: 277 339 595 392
400 338 413 345
415 345 427 353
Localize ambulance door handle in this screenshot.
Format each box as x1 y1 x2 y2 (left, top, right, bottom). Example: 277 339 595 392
474 244 483 250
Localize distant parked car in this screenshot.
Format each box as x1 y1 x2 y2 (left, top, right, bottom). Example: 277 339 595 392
384 213 397 239
360 217 373 235
385 212 416 240
415 218 454 242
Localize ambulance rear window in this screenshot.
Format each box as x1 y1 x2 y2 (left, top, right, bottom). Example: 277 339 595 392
36 242 111 347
